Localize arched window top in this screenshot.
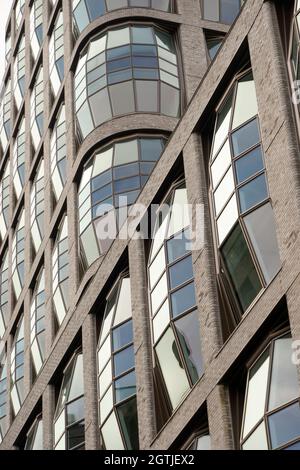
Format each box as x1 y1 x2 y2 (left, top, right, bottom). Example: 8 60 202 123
241 333 300 450
54 352 85 450
78 135 165 268
73 0 173 36
74 24 180 140
97 273 139 450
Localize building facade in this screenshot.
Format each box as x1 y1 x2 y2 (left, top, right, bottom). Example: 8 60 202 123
0 0 300 450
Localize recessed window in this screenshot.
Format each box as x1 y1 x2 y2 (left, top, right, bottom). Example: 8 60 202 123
31 160 45 254
15 0 25 30
148 183 204 413
51 105 67 202
11 316 25 417
0 352 8 443
13 119 26 201
49 11 64 96
241 334 300 450
30 0 43 61
0 252 9 339
52 215 69 327
205 32 224 60
30 67 44 153
73 0 173 35
74 25 180 139
30 269 46 376
14 36 26 110
290 1 300 94
54 352 85 450
209 70 281 315
0 80 11 155
78 136 165 268
12 210 25 301
187 434 211 450
201 0 243 25
25 417 43 450
0 163 10 243
97 274 139 450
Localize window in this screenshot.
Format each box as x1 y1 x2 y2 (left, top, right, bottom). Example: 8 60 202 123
73 0 173 35
14 36 26 110
0 252 9 339
51 104 67 202
11 316 25 416
25 417 43 450
241 333 300 450
30 269 45 376
54 352 85 450
0 79 11 154
209 70 281 315
0 162 10 243
5 31 11 66
201 0 243 24
148 182 204 412
78 136 165 268
0 352 8 443
31 159 45 254
75 25 180 139
52 215 69 326
30 0 43 61
30 67 44 153
13 119 26 201
97 274 139 450
15 0 25 30
49 11 64 96
12 210 25 301
205 32 224 60
187 434 211 450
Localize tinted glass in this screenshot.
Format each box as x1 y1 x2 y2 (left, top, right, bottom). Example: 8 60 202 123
117 397 139 450
115 370 136 403
268 403 300 449
112 320 133 351
171 282 196 317
169 256 194 290
238 174 268 213
114 345 135 377
235 146 264 184
232 119 260 157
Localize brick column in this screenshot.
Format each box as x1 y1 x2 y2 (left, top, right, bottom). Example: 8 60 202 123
128 238 156 450
42 384 55 450
207 385 234 450
82 313 100 450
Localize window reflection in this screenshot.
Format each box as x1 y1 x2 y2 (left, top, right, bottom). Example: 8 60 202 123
201 0 243 25
11 316 25 417
52 216 69 327
25 417 43 450
30 269 46 376
0 352 8 443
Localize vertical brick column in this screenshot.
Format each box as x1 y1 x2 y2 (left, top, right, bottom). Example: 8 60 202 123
82 313 100 450
42 384 55 450
207 385 234 450
128 238 156 450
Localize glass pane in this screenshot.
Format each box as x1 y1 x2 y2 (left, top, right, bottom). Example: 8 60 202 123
284 441 300 450
140 138 163 162
67 421 85 450
109 82 135 115
235 146 264 184
155 327 190 410
117 397 139 450
196 435 211 450
212 92 232 157
167 229 190 263
152 299 170 343
114 140 139 166
169 254 193 288
114 345 135 377
269 403 300 449
238 174 268 213
68 354 84 401
243 350 270 438
136 81 158 112
171 282 196 318
214 167 235 215
244 203 281 284
211 140 231 188
149 247 166 291
101 411 124 450
67 397 84 425
32 420 43 450
232 73 258 130
221 224 261 312
151 273 168 314
242 421 268 450
203 0 219 21
112 320 133 352
268 336 299 411
115 370 136 403
113 278 132 326
220 0 241 24
174 310 203 383
217 194 238 245
232 119 260 157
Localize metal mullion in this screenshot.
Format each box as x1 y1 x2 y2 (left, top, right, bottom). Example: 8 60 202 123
235 168 266 191
265 397 300 418
113 364 135 383
240 417 264 447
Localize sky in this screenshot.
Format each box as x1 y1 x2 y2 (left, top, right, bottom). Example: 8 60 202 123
0 0 13 85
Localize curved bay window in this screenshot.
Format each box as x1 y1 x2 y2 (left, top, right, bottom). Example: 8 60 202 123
241 333 300 450
74 25 180 139
97 274 139 450
148 182 203 415
0 352 8 443
78 136 165 268
11 316 25 416
209 70 281 320
201 0 243 24
73 0 173 36
25 416 43 450
30 269 45 376
54 352 85 450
